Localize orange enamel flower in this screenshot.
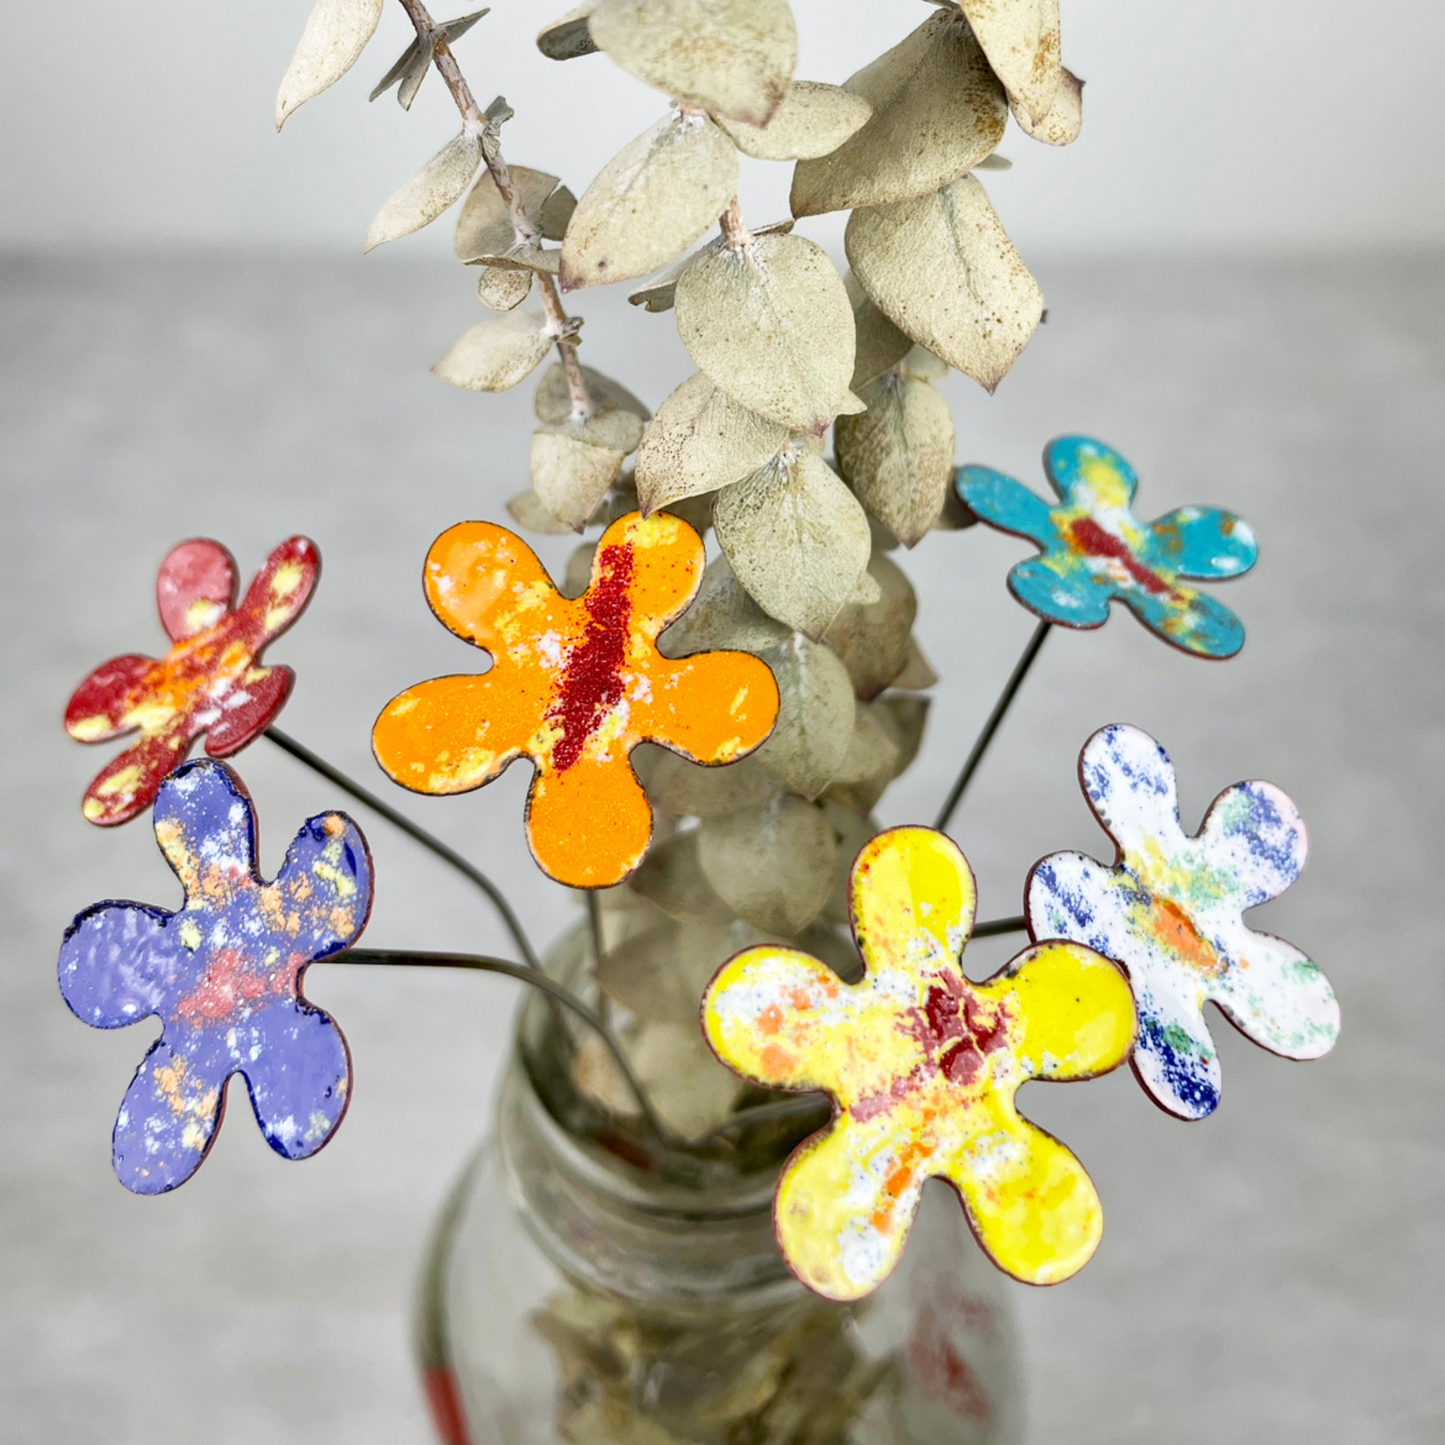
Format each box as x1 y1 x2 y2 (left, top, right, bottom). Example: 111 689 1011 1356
372 512 780 888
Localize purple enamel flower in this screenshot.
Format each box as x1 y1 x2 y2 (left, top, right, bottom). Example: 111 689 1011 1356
58 759 373 1194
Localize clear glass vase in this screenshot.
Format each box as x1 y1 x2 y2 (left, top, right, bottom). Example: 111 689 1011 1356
415 926 1023 1445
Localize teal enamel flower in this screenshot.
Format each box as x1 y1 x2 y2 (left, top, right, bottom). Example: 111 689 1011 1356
956 436 1258 658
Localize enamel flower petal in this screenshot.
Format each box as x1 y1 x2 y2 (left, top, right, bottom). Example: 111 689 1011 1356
1026 724 1340 1119
372 511 780 888
956 436 1257 658
58 760 372 1193
65 537 320 825
703 826 1134 1301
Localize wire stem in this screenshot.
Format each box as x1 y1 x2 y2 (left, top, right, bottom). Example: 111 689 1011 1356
934 620 1052 832
972 915 1028 939
330 948 675 1144
263 727 541 972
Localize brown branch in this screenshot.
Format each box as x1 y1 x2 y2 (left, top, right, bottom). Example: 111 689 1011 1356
395 0 591 416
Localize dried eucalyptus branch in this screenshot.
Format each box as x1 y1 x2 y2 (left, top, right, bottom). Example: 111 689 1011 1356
392 0 592 418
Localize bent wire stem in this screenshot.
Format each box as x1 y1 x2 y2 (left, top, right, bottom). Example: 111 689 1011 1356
934 620 1052 832
264 727 542 972
328 948 676 1144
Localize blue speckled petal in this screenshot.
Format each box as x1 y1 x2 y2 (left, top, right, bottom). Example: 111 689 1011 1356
240 1002 351 1160
1043 436 1139 507
954 466 1059 548
1124 582 1247 659
152 759 259 896
267 812 374 962
1143 506 1258 581
1199 781 1307 907
1079 724 1183 857
59 902 178 1029
1007 556 1113 629
112 1038 227 1194
1132 983 1220 1119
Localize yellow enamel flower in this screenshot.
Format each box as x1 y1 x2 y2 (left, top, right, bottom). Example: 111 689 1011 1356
703 826 1135 1301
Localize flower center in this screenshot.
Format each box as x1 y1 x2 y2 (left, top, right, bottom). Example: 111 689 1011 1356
1067 516 1170 595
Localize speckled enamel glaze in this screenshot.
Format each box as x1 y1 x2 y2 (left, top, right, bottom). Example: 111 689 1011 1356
956 436 1257 657
702 827 1135 1302
372 512 780 889
58 760 371 1194
65 537 319 825
1027 724 1340 1120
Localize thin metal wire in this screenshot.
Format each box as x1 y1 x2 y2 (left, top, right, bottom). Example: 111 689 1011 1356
264 727 541 971
329 948 676 1144
972 915 1028 939
934 620 1052 832
694 1092 831 1145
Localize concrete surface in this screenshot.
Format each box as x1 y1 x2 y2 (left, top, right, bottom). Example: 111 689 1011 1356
0 252 1440 1442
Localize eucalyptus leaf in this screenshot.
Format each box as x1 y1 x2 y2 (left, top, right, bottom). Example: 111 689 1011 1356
751 633 854 798
674 232 855 433
432 307 554 392
845 272 912 390
657 553 791 659
891 635 939 690
714 449 870 639
834 372 955 547
537 4 599 60
365 132 482 251
540 184 578 240
636 372 792 515
626 219 794 312
1012 65 1083 146
629 830 734 924
874 691 930 774
476 264 533 310
562 540 598 598
716 81 871 161
846 174 1043 392
961 0 1061 124
532 425 634 529
642 748 784 816
275 0 383 129
822 552 917 700
560 111 739 290
536 363 650 427
455 165 562 262
507 488 594 535
790 10 1006 217
820 800 877 928
698 795 838 936
630 1020 746 1138
588 0 797 125
830 700 900 787
595 922 710 1022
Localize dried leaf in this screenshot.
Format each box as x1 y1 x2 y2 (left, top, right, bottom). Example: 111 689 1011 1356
364 132 481 251
789 11 1006 218
275 0 383 129
714 449 870 639
874 691 930 773
636 372 791 515
961 0 1061 124
455 165 561 262
596 921 715 1022
900 344 949 382
476 264 533 310
845 272 911 390
540 184 578 240
658 553 791 659
535 363 649 427
797 919 864 983
822 552 917 700
588 0 798 125
1013 65 1083 146
752 634 854 798
531 426 632 529
698 795 838 935
538 4 599 59
891 635 939 690
562 540 598 598
508 488 591 535
674 232 855 433
716 81 871 161
432 307 554 391
643 748 783 816
626 219 793 312
561 112 739 290
631 1019 745 1137
831 699 900 788
846 174 1042 392
371 8 489 108
629 830 733 923
834 373 955 546
932 483 977 533
820 800 876 928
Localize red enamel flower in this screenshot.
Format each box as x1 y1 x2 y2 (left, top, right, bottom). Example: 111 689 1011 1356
65 537 319 825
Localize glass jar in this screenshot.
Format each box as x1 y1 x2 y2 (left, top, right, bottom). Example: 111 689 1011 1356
416 926 1023 1445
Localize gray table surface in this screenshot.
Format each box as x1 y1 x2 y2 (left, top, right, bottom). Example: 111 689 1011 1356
1 252 1440 1443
